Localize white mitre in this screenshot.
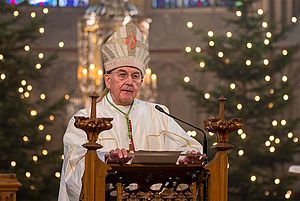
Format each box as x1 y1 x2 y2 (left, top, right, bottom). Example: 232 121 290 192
101 21 150 76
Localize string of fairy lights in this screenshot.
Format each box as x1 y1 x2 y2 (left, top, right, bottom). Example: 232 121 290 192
0 8 70 183
183 7 299 199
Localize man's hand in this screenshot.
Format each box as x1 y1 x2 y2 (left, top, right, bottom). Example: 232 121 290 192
105 148 132 164
178 150 206 165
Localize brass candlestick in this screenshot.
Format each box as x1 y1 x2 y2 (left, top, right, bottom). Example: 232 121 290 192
204 95 243 151
74 92 113 150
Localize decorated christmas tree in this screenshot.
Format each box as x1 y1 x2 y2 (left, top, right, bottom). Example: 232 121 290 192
0 1 66 200
184 0 300 200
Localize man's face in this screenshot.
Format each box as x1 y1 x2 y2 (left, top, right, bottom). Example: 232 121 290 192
104 66 143 106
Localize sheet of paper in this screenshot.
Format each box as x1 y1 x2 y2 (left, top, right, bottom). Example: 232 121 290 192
131 150 181 164
288 165 300 174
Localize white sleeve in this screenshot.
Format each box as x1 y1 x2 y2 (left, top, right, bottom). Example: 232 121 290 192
58 111 87 201
159 105 203 153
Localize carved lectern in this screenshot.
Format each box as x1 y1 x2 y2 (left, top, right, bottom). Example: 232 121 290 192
76 93 242 201
0 174 21 201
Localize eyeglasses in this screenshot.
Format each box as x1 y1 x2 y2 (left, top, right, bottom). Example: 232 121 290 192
110 71 142 82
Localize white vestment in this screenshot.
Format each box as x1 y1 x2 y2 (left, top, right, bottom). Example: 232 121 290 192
58 93 202 201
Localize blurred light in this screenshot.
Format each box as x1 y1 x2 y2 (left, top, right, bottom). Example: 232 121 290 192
46 134 52 141
199 61 205 68
0 74 6 80
186 22 193 28
283 94 289 100
190 131 197 137
293 137 298 143
40 93 46 100
237 104 242 110
82 68 88 75
64 94 70 100
282 75 288 82
27 85 32 91
270 147 275 152
13 10 19 17
269 88 274 94
55 172 61 178
262 21 268 28
236 11 242 17
58 41 64 48
291 17 297 23
238 129 243 134
269 135 275 141
287 132 293 138
30 12 36 18
35 63 42 69
25 172 31 178
0 54 3 60
32 155 38 162
61 155 64 160
38 53 44 59
23 135 29 142
263 59 269 65
272 120 278 126
38 124 44 131
230 83 236 90
39 27 45 34
245 59 251 66
254 95 260 101
42 149 48 155
49 115 55 121
282 49 288 55
183 76 190 83
43 8 49 14
204 93 210 99
267 102 274 109
224 58 230 64
275 138 280 144
208 132 214 136
11 161 16 167
241 133 247 139
195 47 201 52
21 80 26 86
281 119 287 126
266 32 272 38
265 141 271 146
226 32 232 38
209 41 215 46
265 191 270 196
247 43 252 48
257 9 264 15
18 87 24 93
185 46 192 53
238 150 244 156
265 75 270 82
264 39 270 45
24 92 30 98
30 110 38 116
24 45 30 51
274 178 280 184
208 31 214 37
218 51 224 58
250 175 256 181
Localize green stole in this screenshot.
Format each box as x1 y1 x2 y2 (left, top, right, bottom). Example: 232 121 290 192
106 94 135 152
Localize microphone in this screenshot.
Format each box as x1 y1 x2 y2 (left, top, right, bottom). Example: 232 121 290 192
155 105 208 164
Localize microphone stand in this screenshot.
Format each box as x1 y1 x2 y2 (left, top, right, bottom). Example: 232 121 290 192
155 105 208 201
